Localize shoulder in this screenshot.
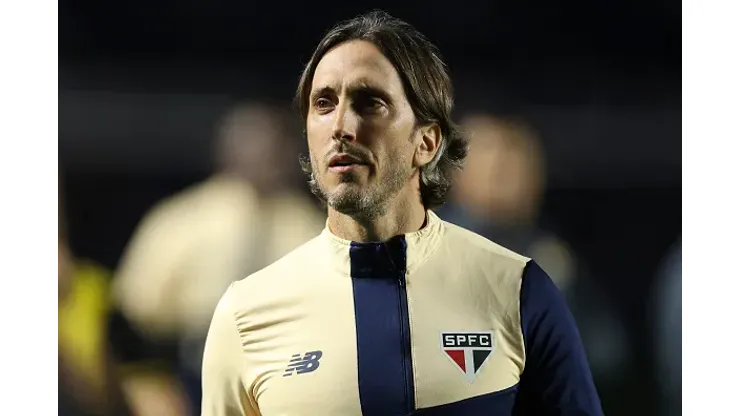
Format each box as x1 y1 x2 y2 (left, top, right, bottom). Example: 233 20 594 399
442 220 528 258
436 219 570 325
129 182 209 236
439 218 531 276
148 178 258 222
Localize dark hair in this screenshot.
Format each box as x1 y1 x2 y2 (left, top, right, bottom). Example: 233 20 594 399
295 10 468 209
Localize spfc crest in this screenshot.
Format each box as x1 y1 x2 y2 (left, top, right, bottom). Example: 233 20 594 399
441 331 495 383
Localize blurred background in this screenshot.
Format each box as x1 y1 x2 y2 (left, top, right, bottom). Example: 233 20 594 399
58 1 681 415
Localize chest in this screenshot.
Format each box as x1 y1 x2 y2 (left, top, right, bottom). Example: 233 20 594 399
241 270 524 416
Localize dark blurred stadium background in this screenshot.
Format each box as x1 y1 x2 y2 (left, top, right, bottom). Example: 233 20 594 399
58 1 681 415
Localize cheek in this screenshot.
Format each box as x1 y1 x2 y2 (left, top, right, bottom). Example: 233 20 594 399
380 138 415 170
306 118 329 152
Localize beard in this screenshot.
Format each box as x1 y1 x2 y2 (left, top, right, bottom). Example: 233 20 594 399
308 150 410 221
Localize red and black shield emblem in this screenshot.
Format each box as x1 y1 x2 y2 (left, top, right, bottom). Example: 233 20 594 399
441 332 495 383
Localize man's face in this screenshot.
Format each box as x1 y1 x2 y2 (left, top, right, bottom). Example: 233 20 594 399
306 40 419 218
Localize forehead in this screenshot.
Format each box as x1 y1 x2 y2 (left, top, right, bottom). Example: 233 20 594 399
311 40 404 95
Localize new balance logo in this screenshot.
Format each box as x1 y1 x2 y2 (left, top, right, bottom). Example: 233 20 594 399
283 350 323 377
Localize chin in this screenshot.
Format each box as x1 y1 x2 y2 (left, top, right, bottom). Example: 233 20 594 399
327 188 389 221
325 186 364 211
326 183 362 201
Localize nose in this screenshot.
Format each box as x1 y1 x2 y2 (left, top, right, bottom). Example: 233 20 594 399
331 100 359 142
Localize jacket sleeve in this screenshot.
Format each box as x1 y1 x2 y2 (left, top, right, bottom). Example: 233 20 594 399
201 285 253 416
513 261 604 415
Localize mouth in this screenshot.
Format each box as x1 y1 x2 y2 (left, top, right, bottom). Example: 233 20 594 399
328 154 367 173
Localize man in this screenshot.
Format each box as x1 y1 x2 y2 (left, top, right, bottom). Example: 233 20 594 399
202 11 602 416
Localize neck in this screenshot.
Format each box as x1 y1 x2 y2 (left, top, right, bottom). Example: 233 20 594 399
327 194 427 242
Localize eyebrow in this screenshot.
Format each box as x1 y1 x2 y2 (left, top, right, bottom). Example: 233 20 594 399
354 84 393 103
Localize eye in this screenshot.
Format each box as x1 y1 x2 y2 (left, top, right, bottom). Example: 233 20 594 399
313 97 335 113
354 95 386 114
368 98 384 109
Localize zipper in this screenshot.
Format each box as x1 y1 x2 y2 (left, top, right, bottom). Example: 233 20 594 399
397 272 414 414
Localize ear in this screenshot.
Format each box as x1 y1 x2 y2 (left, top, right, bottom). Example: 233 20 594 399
413 123 442 169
